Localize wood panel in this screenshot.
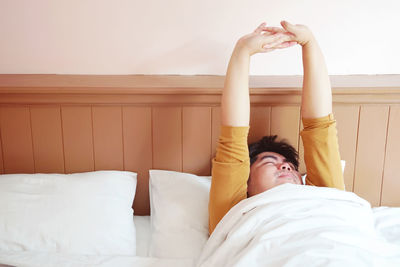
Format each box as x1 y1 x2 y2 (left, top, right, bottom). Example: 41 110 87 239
0 107 35 173
92 106 124 170
0 108 4 173
61 106 95 173
353 106 389 206
249 106 271 144
152 107 182 171
122 106 153 215
381 106 400 206
333 105 360 191
183 107 212 176
211 106 221 159
30 106 65 173
270 106 300 148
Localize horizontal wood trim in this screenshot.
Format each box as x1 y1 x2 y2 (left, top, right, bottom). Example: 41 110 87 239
1 75 399 105
1 87 400 95
1 74 399 88
1 87 400 96
1 92 400 105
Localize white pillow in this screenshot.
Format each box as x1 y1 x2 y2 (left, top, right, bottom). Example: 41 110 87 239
0 170 137 255
149 170 210 260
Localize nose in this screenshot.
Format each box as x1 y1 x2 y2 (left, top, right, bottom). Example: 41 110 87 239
278 162 292 171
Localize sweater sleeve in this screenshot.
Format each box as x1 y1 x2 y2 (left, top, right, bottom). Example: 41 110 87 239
300 113 345 190
208 126 250 235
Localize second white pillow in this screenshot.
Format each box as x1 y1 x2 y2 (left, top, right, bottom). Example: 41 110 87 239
149 170 210 260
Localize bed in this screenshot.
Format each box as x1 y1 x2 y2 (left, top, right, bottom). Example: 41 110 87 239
0 74 399 266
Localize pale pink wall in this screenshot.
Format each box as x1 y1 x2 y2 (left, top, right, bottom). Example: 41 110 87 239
0 0 399 75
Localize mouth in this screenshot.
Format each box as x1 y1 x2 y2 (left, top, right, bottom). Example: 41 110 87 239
277 172 303 185
277 172 295 180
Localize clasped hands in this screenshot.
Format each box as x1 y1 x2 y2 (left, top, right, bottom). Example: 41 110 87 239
236 21 314 56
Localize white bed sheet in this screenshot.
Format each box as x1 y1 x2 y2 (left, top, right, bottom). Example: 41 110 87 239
0 251 193 267
134 215 151 257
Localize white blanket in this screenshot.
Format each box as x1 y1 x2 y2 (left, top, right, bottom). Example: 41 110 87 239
197 184 400 267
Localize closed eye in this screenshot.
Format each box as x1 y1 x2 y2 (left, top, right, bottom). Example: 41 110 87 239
260 158 277 166
259 155 278 163
260 159 276 165
286 162 296 171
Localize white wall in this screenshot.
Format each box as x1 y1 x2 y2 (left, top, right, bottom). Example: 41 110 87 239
0 0 399 75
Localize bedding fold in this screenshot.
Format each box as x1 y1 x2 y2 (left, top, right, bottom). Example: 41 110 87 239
197 184 400 267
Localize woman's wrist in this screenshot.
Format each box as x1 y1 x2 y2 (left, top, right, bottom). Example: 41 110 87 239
232 43 252 59
301 35 317 49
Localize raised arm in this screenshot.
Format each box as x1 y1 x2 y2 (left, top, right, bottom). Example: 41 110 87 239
300 32 332 119
221 40 250 127
268 21 331 118
284 21 332 118
222 23 295 126
267 21 344 189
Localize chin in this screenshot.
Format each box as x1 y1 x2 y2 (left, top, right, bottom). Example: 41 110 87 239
277 180 297 187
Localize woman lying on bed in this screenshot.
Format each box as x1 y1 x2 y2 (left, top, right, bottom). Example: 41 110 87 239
198 21 400 266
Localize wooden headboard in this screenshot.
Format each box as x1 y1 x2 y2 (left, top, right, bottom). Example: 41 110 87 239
0 74 399 215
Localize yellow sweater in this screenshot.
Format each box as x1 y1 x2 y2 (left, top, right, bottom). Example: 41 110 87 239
209 114 345 235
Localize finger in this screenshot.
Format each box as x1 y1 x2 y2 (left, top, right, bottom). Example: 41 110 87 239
264 31 295 43
262 32 284 41
281 20 295 32
278 41 298 47
262 35 292 49
263 41 285 49
263 27 286 33
262 30 274 36
262 47 276 53
274 41 298 49
254 22 267 34
263 33 292 44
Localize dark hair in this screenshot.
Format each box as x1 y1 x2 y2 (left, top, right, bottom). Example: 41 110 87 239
248 135 299 171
